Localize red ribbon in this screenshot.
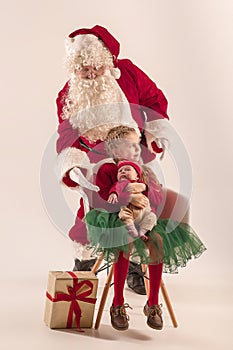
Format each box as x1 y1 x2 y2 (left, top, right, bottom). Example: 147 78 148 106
46 271 97 331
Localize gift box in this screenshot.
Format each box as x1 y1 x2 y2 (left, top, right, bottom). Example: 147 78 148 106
44 271 98 330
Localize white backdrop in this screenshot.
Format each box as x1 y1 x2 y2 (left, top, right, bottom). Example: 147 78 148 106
1 1 233 350
0 0 232 285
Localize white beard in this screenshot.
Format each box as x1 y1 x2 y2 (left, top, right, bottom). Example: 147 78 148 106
68 69 140 142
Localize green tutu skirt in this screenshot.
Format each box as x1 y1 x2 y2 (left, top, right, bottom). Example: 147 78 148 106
85 209 206 273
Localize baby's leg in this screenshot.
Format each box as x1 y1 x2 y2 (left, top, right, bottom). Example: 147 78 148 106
126 223 139 238
119 207 139 238
137 210 157 241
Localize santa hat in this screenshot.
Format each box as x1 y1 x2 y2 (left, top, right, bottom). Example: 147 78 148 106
68 25 120 59
117 160 142 179
65 25 121 78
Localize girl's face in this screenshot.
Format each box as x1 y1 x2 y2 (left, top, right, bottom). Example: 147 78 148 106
112 132 141 162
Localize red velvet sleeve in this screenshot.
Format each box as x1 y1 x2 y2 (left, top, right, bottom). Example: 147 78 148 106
109 180 129 198
56 119 80 154
55 81 84 188
56 81 80 154
56 81 69 123
146 178 163 212
130 62 169 121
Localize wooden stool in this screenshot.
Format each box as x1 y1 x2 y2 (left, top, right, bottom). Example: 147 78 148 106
92 256 178 329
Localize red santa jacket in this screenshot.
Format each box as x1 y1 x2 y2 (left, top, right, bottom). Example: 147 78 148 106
56 25 170 189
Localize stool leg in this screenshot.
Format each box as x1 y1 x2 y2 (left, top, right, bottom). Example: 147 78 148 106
161 280 178 328
91 255 103 274
94 264 114 329
141 264 150 296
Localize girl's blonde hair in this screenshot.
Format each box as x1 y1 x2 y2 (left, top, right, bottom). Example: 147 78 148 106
141 165 161 186
105 125 138 160
106 125 160 186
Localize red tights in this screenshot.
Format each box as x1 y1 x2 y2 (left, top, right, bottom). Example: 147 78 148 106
148 263 163 306
113 252 130 307
113 251 163 307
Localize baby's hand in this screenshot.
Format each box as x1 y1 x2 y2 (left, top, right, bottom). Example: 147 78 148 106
126 182 146 194
107 193 118 204
139 229 149 241
140 234 148 242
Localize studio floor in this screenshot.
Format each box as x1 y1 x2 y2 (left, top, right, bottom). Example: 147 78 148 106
1 266 233 350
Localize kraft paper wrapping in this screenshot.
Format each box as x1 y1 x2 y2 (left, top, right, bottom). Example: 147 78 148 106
44 271 98 329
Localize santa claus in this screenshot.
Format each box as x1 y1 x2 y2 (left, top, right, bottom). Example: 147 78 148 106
56 25 170 293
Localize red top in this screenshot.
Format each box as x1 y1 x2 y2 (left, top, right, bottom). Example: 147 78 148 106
109 179 147 197
93 162 163 214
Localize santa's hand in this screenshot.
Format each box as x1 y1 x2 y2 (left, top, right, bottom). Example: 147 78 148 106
155 137 169 160
144 119 171 160
69 167 99 192
126 182 146 194
108 193 118 204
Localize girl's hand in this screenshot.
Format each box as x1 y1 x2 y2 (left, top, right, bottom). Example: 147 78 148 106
130 193 148 208
107 193 118 204
126 182 146 194
118 207 134 223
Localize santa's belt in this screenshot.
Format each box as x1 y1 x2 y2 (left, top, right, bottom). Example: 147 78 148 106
79 139 106 155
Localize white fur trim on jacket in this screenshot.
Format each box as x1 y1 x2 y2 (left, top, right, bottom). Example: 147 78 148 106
56 147 91 182
144 119 173 159
144 119 171 143
72 241 97 260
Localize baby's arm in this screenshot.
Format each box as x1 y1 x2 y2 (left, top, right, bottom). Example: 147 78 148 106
107 180 130 204
126 182 146 194
108 180 132 206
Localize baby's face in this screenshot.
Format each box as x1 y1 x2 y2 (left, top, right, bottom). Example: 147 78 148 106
112 132 141 162
117 165 138 182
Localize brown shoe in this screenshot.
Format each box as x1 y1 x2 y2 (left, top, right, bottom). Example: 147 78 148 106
110 303 132 331
143 303 163 330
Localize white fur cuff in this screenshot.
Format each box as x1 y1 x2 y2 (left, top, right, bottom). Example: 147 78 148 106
56 147 91 182
72 241 97 260
144 119 169 137
144 119 172 146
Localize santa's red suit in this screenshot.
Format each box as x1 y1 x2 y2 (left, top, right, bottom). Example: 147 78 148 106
56 25 170 245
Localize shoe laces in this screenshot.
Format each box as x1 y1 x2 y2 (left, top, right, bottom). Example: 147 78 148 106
120 303 133 320
148 304 163 317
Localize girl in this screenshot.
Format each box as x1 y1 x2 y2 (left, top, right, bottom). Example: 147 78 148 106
85 125 206 331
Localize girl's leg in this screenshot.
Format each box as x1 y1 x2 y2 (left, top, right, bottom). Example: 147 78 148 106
113 251 130 306
110 250 131 331
148 262 163 306
143 233 163 330
147 233 163 305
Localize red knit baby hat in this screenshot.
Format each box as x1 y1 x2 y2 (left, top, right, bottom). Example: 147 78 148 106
117 160 142 178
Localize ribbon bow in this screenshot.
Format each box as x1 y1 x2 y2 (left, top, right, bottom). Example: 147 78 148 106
46 272 96 331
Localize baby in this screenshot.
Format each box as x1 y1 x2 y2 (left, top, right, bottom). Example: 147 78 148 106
108 160 157 241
